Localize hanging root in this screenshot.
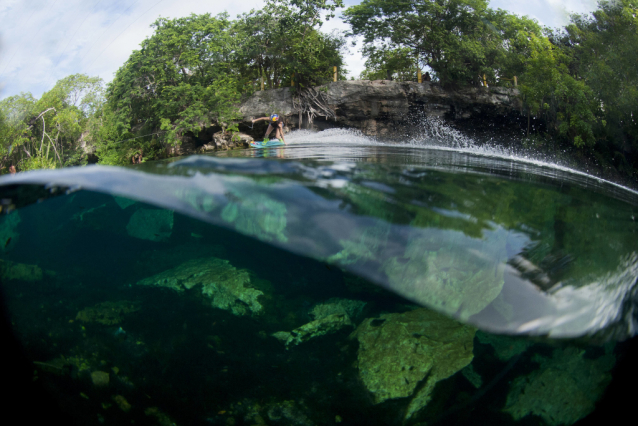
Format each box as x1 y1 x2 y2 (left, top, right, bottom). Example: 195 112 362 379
292 87 336 128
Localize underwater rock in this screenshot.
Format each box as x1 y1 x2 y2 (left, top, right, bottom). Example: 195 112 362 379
137 257 264 316
126 208 174 242
90 370 110 387
461 363 483 388
113 195 137 210
327 223 390 265
221 191 287 243
266 400 314 426
504 346 615 426
176 188 216 213
310 298 367 322
113 395 132 412
0 258 43 281
75 301 141 325
272 298 365 347
145 407 177 426
273 313 353 347
351 308 476 420
383 232 506 321
0 210 20 252
476 330 533 361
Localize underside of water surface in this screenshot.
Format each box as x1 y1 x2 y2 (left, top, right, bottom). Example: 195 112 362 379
1 131 637 426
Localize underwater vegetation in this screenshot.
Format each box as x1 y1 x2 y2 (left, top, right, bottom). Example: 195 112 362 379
1 150 637 426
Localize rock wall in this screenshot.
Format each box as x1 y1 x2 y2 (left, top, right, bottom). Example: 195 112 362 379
238 80 523 140
173 80 523 154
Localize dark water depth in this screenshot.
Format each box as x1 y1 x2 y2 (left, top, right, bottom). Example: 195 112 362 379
1 139 637 426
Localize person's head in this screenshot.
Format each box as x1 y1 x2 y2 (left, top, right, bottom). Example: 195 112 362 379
270 113 280 122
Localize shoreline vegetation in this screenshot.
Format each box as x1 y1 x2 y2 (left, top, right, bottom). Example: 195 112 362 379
1 0 636 182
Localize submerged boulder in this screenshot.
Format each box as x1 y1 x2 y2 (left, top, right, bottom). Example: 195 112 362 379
383 232 506 321
0 258 43 281
113 195 137 210
126 208 174 242
310 298 367 322
137 257 264 316
272 298 366 347
503 346 615 426
221 191 288 243
273 313 353 347
351 308 476 420
76 300 141 325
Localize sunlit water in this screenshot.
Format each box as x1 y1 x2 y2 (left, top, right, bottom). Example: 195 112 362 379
1 128 637 425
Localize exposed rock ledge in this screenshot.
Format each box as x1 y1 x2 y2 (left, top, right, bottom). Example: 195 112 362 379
174 80 523 154
238 80 522 139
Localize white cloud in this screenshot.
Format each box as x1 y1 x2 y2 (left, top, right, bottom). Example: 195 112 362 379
490 0 599 28
0 0 262 99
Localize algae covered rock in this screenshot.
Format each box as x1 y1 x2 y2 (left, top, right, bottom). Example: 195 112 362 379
0 258 43 281
310 298 367 321
90 370 110 387
327 222 390 265
0 210 20 252
273 313 353 347
113 195 137 210
476 330 533 361
221 190 287 243
503 346 615 426
351 308 476 420
76 300 141 325
126 208 174 242
383 231 507 321
272 298 366 347
137 257 264 316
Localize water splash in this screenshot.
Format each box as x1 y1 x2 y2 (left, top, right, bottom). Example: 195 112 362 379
282 118 638 196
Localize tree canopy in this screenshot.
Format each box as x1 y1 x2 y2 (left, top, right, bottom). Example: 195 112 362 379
343 0 542 85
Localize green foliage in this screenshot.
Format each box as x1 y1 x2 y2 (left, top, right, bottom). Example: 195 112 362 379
344 0 542 85
519 34 598 147
233 1 347 89
564 0 638 172
0 74 104 173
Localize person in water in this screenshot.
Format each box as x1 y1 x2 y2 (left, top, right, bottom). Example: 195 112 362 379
252 114 286 144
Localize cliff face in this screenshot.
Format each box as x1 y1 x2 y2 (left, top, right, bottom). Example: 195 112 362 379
176 80 523 154
238 80 523 140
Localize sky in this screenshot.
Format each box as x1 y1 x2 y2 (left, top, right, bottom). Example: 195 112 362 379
0 0 599 100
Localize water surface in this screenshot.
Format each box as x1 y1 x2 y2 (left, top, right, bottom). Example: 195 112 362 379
1 130 636 425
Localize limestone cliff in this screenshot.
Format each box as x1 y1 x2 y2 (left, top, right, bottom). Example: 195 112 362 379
175 80 523 154
239 80 522 139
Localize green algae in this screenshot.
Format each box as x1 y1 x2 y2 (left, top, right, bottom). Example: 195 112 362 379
351 308 476 420
272 298 366 347
476 330 533 361
0 258 43 281
273 313 353 347
75 300 141 325
383 230 507 321
504 346 615 425
221 190 288 243
137 257 264 316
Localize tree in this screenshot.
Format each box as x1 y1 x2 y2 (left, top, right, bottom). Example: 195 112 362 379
233 1 347 88
0 75 104 172
344 0 542 86
519 34 598 148
564 0 638 173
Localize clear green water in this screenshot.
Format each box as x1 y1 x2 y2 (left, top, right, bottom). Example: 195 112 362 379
0 142 637 425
